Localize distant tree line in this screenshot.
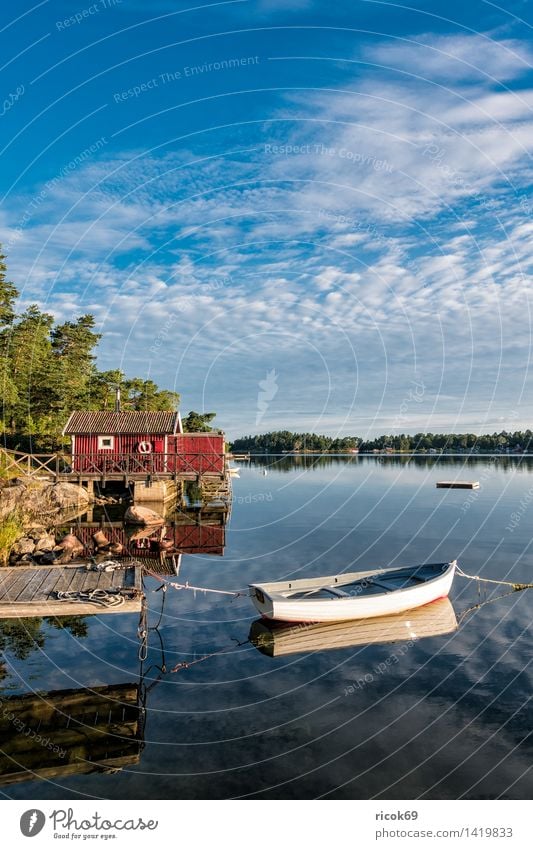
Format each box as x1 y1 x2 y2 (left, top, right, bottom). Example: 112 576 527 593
231 430 533 453
0 246 217 450
231 431 359 453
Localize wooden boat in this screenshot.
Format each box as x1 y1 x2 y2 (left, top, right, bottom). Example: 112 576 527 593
249 597 458 657
249 560 456 623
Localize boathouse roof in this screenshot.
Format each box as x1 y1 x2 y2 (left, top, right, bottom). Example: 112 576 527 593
62 410 182 435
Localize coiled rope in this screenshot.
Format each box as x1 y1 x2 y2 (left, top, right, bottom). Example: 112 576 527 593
456 564 533 591
54 588 132 607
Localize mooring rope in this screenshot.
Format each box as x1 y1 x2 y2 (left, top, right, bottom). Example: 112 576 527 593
54 588 128 607
143 568 246 599
170 638 250 673
456 565 533 591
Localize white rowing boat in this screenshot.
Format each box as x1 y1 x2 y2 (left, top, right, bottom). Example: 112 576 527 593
249 597 458 657
249 560 456 623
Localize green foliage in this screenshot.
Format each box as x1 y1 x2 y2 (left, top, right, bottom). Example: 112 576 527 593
182 410 217 432
231 431 360 453
231 430 533 454
0 245 184 447
0 511 25 566
88 371 180 412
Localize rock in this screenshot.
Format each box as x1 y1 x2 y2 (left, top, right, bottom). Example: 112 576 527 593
18 553 35 562
55 533 84 559
93 530 110 549
0 478 90 521
124 505 164 525
34 534 56 552
0 484 28 519
44 483 90 510
12 537 36 556
39 550 58 564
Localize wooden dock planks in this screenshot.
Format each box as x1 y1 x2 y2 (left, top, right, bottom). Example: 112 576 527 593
0 564 142 618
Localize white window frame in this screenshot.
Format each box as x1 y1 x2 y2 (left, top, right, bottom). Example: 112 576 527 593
97 435 115 451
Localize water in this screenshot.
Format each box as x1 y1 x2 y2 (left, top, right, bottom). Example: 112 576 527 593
0 456 531 799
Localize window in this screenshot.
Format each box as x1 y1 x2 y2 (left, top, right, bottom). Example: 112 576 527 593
97 435 115 450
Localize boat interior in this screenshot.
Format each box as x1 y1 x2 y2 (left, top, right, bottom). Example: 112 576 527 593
281 563 449 600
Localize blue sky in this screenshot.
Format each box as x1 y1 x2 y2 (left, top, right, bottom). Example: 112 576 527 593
1 0 532 439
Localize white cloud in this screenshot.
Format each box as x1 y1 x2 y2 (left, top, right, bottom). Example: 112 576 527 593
3 31 533 435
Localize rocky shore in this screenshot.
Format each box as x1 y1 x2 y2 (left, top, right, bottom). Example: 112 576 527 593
0 476 93 566
0 477 91 521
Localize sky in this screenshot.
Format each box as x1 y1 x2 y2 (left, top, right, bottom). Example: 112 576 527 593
1 0 532 439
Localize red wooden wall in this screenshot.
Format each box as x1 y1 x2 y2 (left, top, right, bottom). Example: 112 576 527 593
72 433 225 475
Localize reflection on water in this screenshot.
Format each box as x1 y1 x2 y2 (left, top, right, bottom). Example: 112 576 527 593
249 453 533 473
250 598 458 658
0 682 143 786
0 617 88 663
1 456 532 799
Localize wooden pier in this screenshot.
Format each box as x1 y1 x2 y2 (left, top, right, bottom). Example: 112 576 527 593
436 480 480 489
0 563 142 618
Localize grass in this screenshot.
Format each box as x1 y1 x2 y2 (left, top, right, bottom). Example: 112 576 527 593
0 511 25 566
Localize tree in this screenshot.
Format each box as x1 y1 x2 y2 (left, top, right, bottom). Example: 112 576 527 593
0 249 18 329
5 305 54 433
182 411 217 432
122 378 180 411
47 315 101 421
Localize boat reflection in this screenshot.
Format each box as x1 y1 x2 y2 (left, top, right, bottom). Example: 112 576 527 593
249 597 458 658
0 682 143 786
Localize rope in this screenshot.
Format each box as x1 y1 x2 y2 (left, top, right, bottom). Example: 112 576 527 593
170 638 249 673
456 565 533 591
137 595 148 661
54 588 128 607
456 589 518 626
143 568 246 599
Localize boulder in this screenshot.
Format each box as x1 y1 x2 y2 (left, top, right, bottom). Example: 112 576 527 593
12 537 36 556
34 534 56 552
93 530 110 549
43 483 90 510
0 484 28 519
55 533 85 561
124 505 164 525
0 478 90 521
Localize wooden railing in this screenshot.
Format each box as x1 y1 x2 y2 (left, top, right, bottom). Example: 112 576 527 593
0 449 226 479
0 448 67 479
71 452 225 476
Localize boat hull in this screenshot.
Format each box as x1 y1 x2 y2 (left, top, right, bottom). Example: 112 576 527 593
249 561 456 623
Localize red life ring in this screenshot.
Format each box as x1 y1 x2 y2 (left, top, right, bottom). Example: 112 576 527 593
137 441 152 454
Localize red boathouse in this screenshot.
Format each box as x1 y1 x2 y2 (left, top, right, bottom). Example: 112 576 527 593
62 410 225 477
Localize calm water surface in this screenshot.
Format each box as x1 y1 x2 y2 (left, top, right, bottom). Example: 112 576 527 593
1 456 532 799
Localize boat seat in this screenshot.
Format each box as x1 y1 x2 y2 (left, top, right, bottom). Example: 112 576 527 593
369 575 425 591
